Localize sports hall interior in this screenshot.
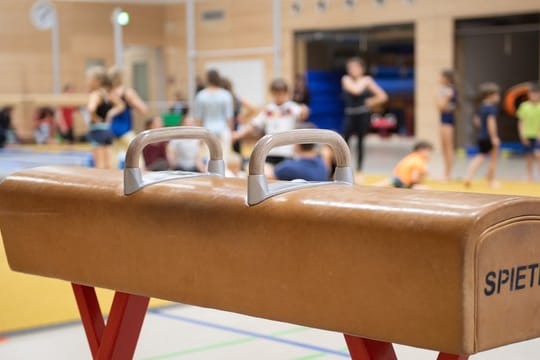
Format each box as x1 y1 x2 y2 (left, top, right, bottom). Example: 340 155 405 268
1 0 540 359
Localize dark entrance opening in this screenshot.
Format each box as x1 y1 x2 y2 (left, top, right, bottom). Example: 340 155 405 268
455 14 540 151
295 24 415 136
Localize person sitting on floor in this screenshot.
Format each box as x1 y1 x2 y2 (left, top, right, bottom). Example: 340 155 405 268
268 142 329 182
391 141 433 189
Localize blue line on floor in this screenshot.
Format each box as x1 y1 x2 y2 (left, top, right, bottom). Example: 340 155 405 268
149 309 349 357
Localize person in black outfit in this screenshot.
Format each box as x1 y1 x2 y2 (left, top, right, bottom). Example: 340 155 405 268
86 66 125 169
342 57 388 172
0 106 13 148
463 82 501 188
293 73 310 106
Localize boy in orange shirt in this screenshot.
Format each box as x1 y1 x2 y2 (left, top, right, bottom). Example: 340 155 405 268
392 141 433 188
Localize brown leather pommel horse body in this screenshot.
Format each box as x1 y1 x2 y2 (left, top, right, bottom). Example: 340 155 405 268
1 127 540 360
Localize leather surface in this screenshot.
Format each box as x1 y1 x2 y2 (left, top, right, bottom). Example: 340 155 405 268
1 166 540 354
476 218 540 350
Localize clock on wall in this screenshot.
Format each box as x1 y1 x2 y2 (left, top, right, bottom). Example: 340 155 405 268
30 0 57 31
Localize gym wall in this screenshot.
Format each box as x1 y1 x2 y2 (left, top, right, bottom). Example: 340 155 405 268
191 0 540 146
0 0 539 146
0 0 168 94
278 0 540 147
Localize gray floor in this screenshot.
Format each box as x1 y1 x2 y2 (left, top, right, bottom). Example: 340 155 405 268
359 135 532 180
0 136 536 182
0 147 92 179
2 304 540 359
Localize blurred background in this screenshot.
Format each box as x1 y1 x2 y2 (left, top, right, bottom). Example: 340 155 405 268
0 0 538 148
1 2 540 358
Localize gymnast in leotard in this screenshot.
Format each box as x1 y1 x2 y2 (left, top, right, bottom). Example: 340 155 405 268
437 69 457 181
86 66 125 169
108 66 149 165
342 57 388 174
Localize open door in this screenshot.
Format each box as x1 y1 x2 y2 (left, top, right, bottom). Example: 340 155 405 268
123 46 166 130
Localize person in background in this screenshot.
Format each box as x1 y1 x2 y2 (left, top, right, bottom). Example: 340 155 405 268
34 107 55 145
142 117 169 171
195 75 205 94
0 115 5 148
226 152 246 178
320 144 340 180
169 90 189 117
464 82 501 188
221 77 257 155
391 141 433 189
232 78 309 165
293 73 310 106
269 142 328 182
193 69 234 157
342 57 388 173
266 122 327 181
86 66 125 169
0 106 14 148
56 83 78 144
108 66 149 159
167 117 205 172
516 83 540 182
437 69 457 181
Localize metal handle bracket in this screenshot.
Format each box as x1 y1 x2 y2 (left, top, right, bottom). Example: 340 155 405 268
247 129 354 205
124 126 225 195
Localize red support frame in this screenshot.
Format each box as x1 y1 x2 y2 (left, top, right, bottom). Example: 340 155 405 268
70 283 470 360
344 334 469 360
72 283 149 360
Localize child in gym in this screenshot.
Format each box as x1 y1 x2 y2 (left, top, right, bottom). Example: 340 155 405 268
464 82 501 188
437 69 457 181
86 66 125 169
34 107 56 145
516 83 540 181
231 78 309 165
391 141 433 189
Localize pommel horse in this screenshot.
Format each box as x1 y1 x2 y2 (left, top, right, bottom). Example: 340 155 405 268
1 127 540 360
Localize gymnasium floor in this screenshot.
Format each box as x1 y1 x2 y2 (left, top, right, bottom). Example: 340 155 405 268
1 136 540 359
3 304 540 359
0 145 93 179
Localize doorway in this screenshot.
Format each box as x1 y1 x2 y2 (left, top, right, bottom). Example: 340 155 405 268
295 24 415 135
455 14 540 148
123 46 166 130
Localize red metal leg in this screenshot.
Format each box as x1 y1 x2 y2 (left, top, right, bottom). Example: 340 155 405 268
72 283 150 360
437 354 469 360
72 285 469 360
72 284 105 357
344 334 397 360
344 334 469 360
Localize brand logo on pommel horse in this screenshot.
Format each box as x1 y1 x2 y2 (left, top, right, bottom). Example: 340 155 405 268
484 263 540 296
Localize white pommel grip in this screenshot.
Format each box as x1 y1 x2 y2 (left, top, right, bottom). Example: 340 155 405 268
124 126 225 195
